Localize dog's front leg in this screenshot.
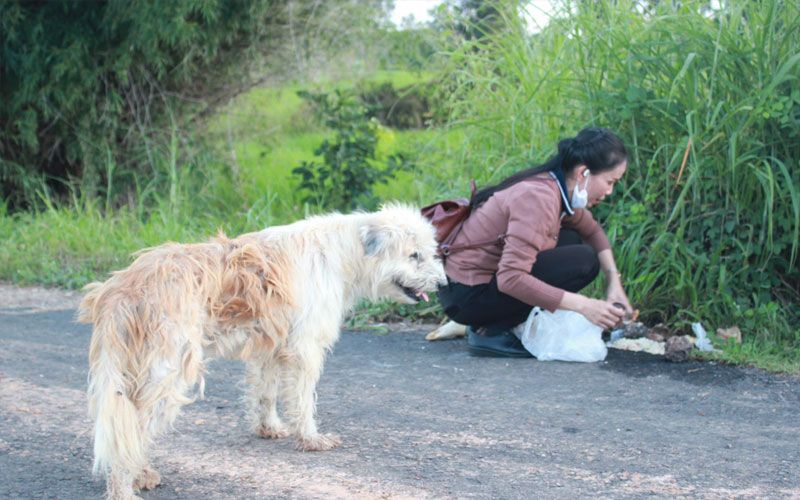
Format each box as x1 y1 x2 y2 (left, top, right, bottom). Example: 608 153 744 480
282 343 342 451
246 353 289 439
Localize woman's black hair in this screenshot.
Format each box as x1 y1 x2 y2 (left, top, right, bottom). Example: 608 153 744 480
470 127 628 209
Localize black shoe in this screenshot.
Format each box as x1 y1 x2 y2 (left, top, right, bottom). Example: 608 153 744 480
467 326 533 358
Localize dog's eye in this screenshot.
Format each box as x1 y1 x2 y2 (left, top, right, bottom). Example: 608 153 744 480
409 252 420 261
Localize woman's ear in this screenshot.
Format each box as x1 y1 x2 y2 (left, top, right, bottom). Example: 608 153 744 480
569 164 589 183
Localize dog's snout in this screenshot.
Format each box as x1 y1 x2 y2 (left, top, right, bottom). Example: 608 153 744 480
435 266 447 289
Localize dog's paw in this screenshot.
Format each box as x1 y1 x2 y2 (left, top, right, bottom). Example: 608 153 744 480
296 432 342 452
255 423 290 439
107 485 144 500
113 494 143 500
107 491 143 500
133 467 161 491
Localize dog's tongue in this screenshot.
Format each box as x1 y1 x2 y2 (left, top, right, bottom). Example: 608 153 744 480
420 292 429 302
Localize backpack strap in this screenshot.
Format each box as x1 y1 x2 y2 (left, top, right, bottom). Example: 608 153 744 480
440 233 506 256
438 179 504 258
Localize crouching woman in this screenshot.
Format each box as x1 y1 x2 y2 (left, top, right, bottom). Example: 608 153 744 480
438 127 634 357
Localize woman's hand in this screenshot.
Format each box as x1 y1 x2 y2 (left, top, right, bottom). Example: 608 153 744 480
559 291 625 329
597 251 634 317
605 274 633 316
579 296 625 330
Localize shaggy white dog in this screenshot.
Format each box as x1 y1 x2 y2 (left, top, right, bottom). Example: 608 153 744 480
78 204 446 499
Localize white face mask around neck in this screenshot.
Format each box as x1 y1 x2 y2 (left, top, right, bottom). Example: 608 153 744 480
570 170 590 209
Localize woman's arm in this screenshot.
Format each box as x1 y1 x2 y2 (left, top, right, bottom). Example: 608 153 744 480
557 248 632 329
561 211 633 323
562 208 611 255
598 248 633 315
558 291 624 330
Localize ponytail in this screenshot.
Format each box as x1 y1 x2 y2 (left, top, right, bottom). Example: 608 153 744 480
470 127 627 210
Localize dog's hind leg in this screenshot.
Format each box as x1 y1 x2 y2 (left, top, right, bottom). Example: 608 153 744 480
133 465 161 491
133 318 205 483
93 312 204 499
246 352 289 439
87 311 151 500
281 333 342 451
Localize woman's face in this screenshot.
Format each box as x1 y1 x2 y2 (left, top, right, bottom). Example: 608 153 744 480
579 161 627 208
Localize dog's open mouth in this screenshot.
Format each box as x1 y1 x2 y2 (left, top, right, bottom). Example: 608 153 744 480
394 280 429 302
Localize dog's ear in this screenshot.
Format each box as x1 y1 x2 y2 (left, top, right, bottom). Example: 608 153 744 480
360 223 392 256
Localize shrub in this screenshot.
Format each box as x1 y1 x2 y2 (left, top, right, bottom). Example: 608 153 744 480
358 81 441 129
292 89 412 212
0 0 296 208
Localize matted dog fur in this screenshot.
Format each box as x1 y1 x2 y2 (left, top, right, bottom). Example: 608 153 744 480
78 204 445 499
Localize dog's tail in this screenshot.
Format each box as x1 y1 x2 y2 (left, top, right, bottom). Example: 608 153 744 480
81 285 147 477
76 281 101 324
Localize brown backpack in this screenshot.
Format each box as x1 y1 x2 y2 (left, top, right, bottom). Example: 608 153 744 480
420 180 505 257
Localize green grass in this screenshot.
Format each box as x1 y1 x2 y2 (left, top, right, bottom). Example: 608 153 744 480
363 69 435 89
0 202 203 288
695 336 800 374
203 70 445 212
234 134 326 212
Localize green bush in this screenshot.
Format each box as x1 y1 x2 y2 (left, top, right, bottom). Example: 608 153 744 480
358 81 442 129
0 0 291 208
292 89 411 211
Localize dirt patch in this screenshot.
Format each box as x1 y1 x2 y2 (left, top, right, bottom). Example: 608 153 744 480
0 282 82 311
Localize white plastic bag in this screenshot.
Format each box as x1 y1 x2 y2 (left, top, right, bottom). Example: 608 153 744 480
691 322 720 353
518 307 607 362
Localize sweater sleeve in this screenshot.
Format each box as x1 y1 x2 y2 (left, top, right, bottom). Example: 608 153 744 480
561 208 611 253
494 184 566 312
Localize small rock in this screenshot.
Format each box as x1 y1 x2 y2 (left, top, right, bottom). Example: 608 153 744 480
621 321 649 339
665 335 694 362
716 326 742 343
645 332 665 342
650 322 674 339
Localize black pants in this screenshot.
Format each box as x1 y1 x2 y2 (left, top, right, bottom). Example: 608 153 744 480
438 229 599 330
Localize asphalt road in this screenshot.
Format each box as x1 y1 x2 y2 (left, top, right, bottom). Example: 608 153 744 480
1 306 799 499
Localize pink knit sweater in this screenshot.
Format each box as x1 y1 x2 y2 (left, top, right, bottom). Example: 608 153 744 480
444 173 611 311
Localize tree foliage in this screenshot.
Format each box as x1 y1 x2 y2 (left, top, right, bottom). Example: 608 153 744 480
0 0 393 209
0 0 292 207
